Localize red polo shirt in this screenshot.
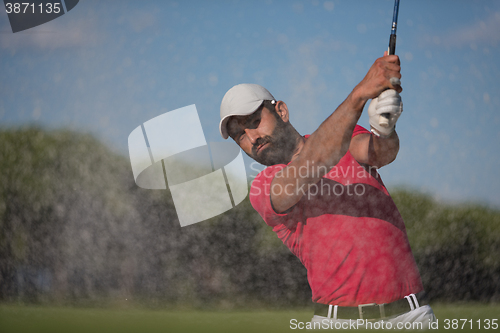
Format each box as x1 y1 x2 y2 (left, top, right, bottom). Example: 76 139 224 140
249 125 423 306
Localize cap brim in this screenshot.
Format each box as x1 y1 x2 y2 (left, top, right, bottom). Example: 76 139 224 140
219 100 263 139
219 115 232 140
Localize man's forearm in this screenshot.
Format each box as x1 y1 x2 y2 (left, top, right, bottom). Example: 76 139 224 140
270 92 366 213
298 91 367 175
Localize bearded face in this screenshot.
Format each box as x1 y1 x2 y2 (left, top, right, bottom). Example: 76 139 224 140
227 106 298 166
248 117 296 166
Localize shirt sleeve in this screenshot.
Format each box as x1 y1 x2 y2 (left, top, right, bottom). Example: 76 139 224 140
249 164 289 227
353 124 370 137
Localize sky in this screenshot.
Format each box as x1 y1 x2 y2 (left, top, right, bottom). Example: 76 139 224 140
1 0 500 208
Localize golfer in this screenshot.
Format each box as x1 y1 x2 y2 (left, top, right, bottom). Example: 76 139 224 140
218 53 436 326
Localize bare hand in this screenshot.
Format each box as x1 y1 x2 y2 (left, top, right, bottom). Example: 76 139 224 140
354 53 402 102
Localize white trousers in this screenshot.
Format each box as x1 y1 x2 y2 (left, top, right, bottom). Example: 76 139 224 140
310 304 437 330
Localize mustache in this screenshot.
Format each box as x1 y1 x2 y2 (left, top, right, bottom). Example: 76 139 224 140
252 136 272 155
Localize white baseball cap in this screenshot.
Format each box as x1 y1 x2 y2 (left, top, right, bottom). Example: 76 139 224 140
219 83 275 139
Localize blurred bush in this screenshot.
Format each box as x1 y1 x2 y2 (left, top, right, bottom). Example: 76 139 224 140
0 128 498 307
392 190 500 302
0 127 308 308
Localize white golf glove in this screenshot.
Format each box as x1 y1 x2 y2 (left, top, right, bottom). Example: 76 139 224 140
368 89 403 137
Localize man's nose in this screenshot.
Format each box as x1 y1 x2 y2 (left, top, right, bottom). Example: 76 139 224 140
245 128 259 144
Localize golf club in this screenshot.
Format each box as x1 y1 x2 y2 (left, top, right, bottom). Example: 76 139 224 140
379 0 400 127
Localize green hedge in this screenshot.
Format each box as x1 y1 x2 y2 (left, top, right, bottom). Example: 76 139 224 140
392 190 500 302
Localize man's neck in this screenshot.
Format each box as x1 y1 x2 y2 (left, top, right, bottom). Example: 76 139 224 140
288 132 305 163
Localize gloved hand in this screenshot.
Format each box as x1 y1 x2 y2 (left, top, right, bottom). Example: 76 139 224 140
368 89 403 137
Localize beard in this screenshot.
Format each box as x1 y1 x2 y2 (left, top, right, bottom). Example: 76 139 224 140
249 120 297 166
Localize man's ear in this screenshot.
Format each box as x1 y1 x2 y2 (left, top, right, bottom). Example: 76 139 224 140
275 101 289 123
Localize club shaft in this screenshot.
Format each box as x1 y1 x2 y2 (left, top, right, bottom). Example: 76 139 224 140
380 0 401 127
388 0 400 55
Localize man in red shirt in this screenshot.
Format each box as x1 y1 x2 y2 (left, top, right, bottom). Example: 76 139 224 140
218 53 435 327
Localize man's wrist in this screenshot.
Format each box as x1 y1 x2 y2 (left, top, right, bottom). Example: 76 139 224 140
349 88 368 111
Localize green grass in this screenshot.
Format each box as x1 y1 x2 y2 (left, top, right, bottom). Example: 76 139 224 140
0 303 498 332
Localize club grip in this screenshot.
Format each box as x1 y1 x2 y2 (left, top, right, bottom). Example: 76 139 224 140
388 34 397 55
381 35 398 126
